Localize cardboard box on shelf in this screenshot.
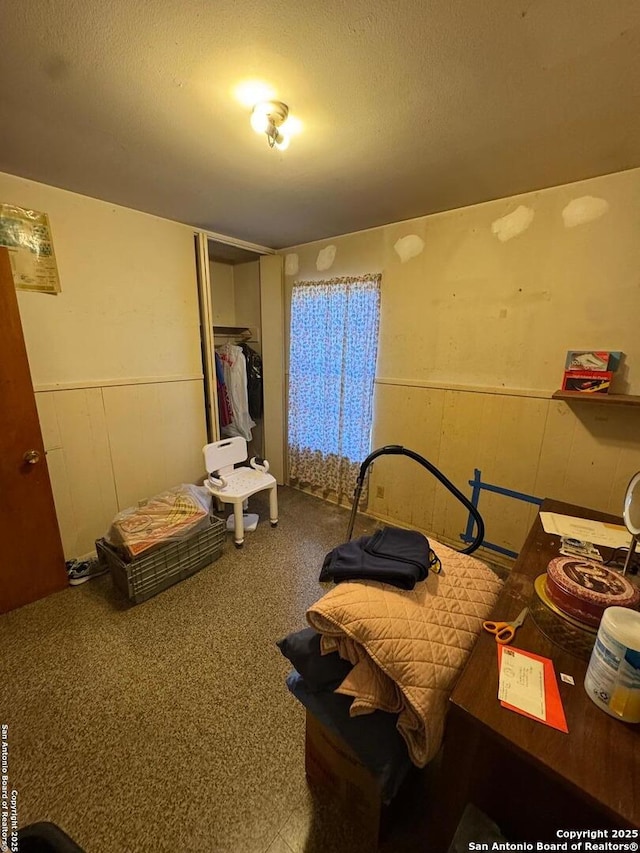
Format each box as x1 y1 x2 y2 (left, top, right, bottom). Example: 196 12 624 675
565 351 623 372
561 370 613 393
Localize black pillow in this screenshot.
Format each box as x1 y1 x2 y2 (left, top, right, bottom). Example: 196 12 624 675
276 627 353 693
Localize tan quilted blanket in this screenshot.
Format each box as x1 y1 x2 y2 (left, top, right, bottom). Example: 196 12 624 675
306 541 503 767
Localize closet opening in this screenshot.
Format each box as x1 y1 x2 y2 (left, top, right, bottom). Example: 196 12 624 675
208 239 265 460
194 233 285 483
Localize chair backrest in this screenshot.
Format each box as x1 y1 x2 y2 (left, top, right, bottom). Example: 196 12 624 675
203 437 248 475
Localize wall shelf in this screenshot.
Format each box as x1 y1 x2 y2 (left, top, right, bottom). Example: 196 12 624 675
213 325 252 336
552 390 640 407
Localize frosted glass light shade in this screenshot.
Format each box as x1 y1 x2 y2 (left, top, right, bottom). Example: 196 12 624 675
250 106 270 134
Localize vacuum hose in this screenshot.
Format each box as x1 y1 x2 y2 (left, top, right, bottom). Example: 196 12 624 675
345 445 485 554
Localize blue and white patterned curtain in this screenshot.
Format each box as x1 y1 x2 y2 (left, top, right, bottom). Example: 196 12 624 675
288 275 381 498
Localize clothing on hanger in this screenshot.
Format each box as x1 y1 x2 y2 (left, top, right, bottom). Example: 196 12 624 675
239 342 263 420
217 343 255 441
215 351 233 428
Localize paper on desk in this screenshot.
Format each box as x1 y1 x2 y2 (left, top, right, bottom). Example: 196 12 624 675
498 647 546 720
497 645 569 733
540 512 629 550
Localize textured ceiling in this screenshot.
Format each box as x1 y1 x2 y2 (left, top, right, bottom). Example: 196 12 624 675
1 0 639 248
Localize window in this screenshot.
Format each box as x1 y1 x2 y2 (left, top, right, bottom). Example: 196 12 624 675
288 275 381 497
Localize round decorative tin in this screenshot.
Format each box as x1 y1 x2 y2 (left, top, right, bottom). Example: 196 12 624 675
546 557 639 629
530 574 597 660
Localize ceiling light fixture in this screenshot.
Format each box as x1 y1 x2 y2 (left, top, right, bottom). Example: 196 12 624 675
251 100 291 151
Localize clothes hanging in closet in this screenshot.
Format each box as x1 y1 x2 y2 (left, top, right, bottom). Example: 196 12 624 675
215 352 233 428
239 343 263 420
217 343 255 441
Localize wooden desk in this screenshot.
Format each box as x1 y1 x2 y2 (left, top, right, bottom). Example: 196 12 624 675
438 499 640 846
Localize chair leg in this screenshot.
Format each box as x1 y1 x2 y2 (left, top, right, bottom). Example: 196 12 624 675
269 486 278 527
233 501 245 547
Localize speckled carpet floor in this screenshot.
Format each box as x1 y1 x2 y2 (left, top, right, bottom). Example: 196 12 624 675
1 486 443 853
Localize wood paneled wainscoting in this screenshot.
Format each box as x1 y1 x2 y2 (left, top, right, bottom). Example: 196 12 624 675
367 378 640 566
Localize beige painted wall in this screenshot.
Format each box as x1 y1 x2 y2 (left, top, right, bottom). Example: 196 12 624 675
282 167 640 562
209 259 261 337
234 260 261 337
1 171 207 558
210 261 235 325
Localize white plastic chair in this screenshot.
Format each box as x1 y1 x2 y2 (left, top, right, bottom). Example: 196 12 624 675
202 437 278 547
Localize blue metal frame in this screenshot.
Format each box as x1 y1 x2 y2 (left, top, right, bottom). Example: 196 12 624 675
461 468 543 559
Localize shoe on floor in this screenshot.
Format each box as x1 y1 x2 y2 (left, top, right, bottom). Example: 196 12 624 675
66 558 108 586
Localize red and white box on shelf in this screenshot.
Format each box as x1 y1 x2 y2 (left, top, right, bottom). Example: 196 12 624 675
561 370 613 394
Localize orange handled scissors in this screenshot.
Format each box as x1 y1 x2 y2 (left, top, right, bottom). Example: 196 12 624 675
483 607 528 645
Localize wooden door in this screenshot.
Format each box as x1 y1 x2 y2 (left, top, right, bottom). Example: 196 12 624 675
0 247 67 613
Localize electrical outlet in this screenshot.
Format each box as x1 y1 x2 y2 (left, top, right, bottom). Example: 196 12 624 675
376 485 384 499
